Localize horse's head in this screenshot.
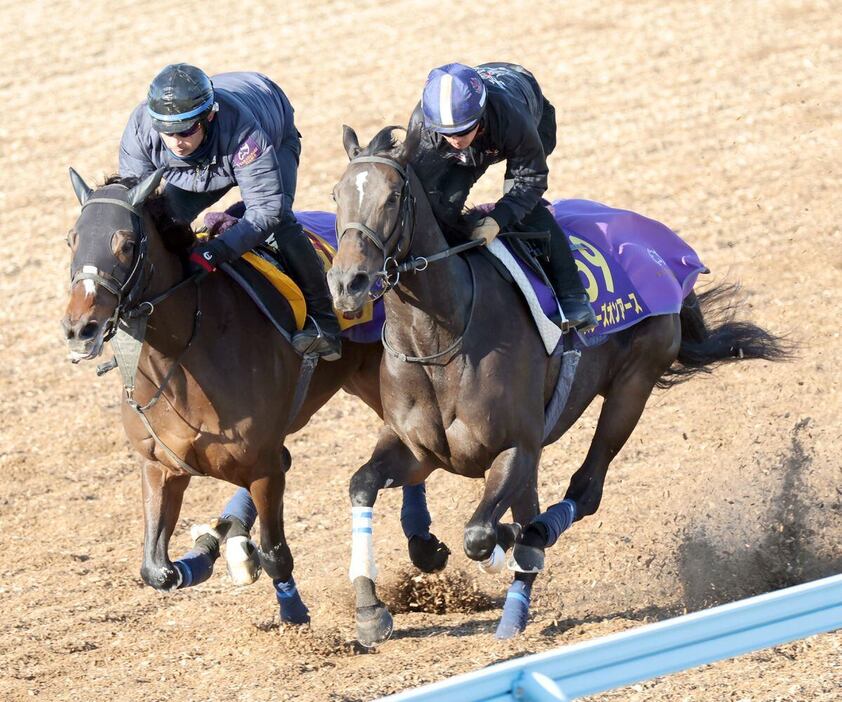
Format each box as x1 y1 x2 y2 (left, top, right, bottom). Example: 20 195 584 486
327 125 415 312
61 168 163 361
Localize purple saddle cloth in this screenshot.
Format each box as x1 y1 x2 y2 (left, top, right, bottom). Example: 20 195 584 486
294 199 707 343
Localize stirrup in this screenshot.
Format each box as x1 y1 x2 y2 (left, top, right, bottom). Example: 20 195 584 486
292 315 341 361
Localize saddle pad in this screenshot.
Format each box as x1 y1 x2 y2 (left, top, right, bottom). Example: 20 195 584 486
486 238 563 355
551 199 708 335
296 211 386 344
216 213 387 344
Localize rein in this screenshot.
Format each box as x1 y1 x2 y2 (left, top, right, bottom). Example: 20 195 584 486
340 154 487 364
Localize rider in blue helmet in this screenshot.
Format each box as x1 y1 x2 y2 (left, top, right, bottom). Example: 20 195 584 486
119 63 342 359
409 62 597 331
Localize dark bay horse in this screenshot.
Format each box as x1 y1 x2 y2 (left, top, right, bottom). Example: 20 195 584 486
326 126 789 644
61 168 448 622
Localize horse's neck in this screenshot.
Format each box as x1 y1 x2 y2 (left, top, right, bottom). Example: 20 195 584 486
385 169 473 343
140 214 197 355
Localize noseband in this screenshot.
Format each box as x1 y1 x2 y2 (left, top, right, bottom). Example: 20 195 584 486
336 155 416 299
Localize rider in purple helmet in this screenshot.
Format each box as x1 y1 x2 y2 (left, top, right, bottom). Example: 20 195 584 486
119 63 341 359
408 62 597 331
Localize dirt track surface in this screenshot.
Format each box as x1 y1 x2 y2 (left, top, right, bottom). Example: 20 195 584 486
1 1 840 700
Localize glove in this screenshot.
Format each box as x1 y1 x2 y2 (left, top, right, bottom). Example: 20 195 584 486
189 238 235 277
203 211 239 237
470 217 500 246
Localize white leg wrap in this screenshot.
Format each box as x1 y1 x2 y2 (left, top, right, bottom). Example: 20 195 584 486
478 544 506 575
349 506 378 582
190 522 223 543
225 535 261 586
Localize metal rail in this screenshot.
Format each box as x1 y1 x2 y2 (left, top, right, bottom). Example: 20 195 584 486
377 574 842 702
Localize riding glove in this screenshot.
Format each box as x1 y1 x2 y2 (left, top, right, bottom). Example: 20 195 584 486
470 217 501 245
203 211 240 237
189 238 236 276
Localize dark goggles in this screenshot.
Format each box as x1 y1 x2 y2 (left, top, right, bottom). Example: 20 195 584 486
163 121 202 138
442 122 479 138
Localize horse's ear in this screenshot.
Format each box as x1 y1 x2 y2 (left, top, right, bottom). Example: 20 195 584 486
342 124 361 160
68 167 92 206
127 168 165 208
389 126 411 166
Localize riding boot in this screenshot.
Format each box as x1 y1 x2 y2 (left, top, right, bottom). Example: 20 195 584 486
273 221 342 361
534 207 597 332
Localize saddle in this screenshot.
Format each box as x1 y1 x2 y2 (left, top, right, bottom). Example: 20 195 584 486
209 211 385 345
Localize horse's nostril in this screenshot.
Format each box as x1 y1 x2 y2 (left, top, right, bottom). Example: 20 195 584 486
79 321 100 340
348 273 370 295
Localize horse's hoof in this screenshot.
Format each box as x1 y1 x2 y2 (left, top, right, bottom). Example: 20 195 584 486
225 535 261 585
496 522 522 552
408 533 451 573
355 604 393 648
141 563 182 592
508 543 545 573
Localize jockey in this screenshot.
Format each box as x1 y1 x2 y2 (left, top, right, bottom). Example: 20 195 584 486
119 63 341 360
408 62 597 331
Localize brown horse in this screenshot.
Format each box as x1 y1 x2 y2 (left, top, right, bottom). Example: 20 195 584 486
326 126 789 644
60 168 448 623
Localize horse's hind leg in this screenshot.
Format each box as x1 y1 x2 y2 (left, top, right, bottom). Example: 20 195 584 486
249 450 309 624
514 316 680 571
349 427 429 647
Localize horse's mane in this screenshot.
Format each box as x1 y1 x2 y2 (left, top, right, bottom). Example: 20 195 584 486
361 126 477 242
102 174 196 253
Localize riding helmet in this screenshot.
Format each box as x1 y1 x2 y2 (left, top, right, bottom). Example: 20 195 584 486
146 63 215 134
422 63 487 135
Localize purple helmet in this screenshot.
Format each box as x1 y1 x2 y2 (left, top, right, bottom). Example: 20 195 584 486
422 63 487 135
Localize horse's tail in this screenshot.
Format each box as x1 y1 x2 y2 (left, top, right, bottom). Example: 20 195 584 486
657 282 793 389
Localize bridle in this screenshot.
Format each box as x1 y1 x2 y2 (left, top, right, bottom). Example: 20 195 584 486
335 154 484 364
70 187 199 342
336 155 417 301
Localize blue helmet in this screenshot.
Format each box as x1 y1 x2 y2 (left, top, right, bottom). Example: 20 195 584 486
422 63 487 135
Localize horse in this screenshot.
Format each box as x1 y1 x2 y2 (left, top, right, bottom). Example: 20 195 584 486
326 125 790 644
60 168 449 623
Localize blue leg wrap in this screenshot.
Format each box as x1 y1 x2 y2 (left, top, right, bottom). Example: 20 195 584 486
274 577 310 624
495 579 533 639
221 488 257 529
174 549 215 589
533 499 577 548
401 483 432 540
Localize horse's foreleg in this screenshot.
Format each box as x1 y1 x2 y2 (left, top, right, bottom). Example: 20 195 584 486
249 453 309 624
401 483 451 573
464 446 539 565
349 428 424 647
140 460 196 591
497 479 541 639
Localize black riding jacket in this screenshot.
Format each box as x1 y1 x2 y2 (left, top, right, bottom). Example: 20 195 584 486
407 62 550 229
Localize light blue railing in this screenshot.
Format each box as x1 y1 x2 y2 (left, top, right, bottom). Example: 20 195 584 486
377 573 842 702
